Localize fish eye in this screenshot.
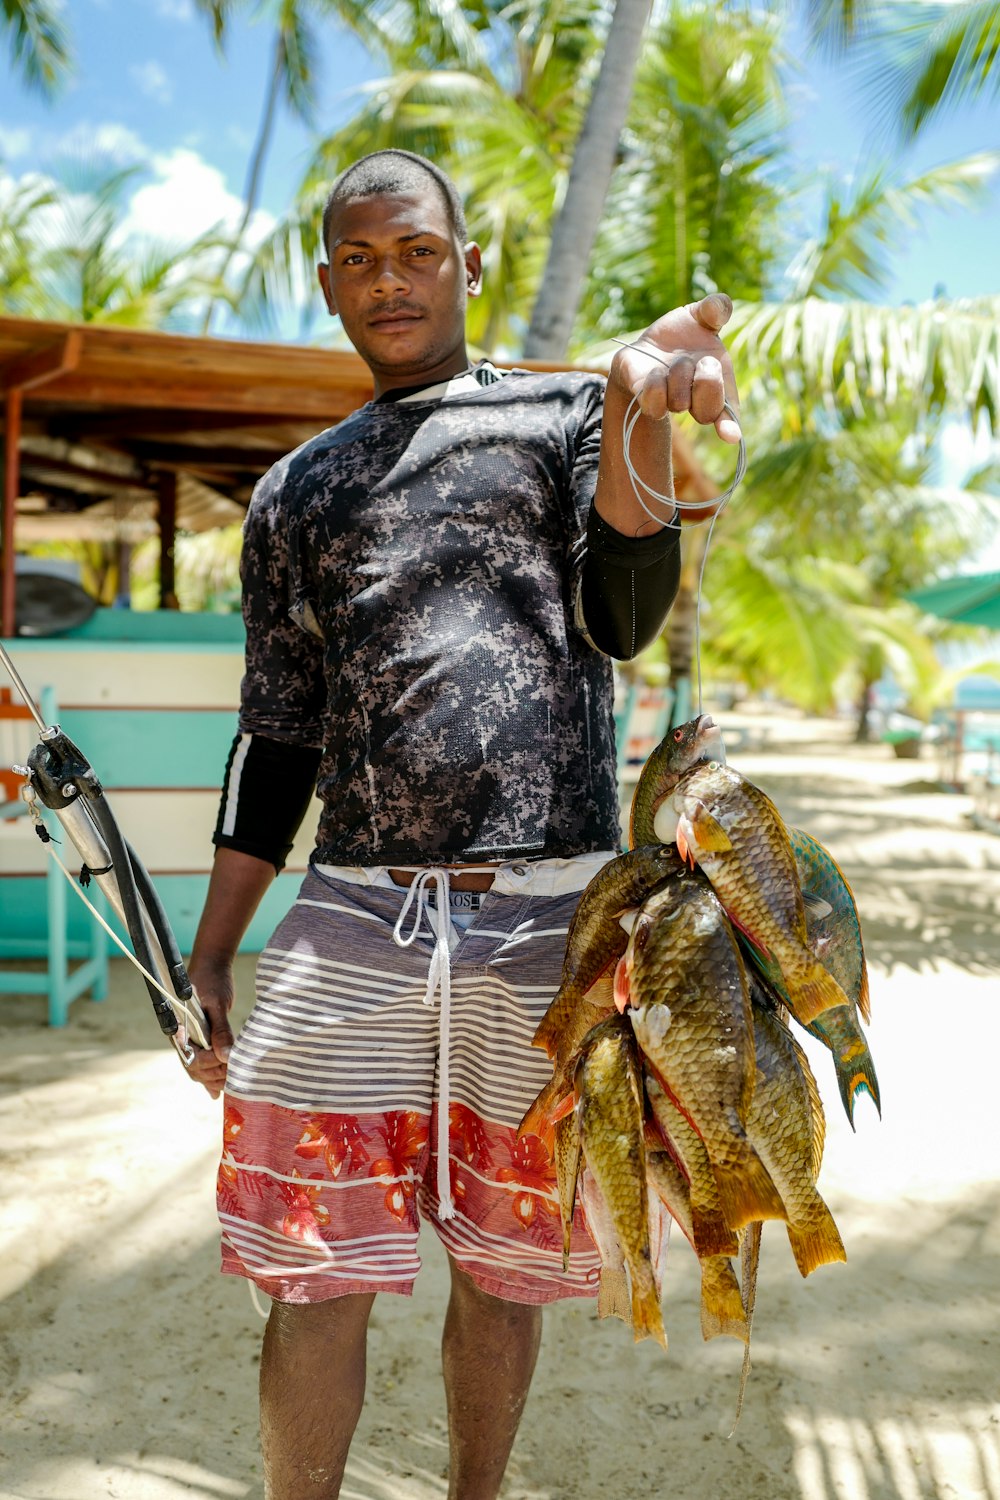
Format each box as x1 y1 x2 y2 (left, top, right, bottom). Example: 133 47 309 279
672 728 684 742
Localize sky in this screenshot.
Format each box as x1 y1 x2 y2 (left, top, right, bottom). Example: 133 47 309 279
1 0 999 323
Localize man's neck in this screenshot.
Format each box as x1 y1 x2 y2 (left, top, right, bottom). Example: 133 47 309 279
370 348 472 399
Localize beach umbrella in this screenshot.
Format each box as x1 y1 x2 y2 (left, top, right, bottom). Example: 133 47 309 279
907 571 1000 630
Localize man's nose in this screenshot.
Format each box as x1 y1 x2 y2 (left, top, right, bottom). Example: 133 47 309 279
371 257 410 295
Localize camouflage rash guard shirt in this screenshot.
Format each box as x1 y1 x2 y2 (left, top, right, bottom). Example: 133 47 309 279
236 365 622 865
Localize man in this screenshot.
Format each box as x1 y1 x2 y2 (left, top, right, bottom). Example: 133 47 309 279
187 149 740 1500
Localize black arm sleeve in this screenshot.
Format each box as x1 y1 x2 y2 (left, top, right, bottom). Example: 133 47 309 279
213 732 323 872
578 506 682 660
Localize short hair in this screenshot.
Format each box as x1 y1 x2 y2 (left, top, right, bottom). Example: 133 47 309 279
321 150 467 257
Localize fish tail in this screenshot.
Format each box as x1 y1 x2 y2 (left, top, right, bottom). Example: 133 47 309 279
630 1278 668 1350
835 1045 881 1128
786 1196 847 1277
699 1258 749 1343
597 1267 632 1324
787 957 852 1026
713 1145 787 1231
691 1206 740 1259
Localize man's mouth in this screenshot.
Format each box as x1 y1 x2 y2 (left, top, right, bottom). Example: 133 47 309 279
369 308 423 328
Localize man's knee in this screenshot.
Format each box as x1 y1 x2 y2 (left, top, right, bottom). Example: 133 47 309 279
265 1291 376 1351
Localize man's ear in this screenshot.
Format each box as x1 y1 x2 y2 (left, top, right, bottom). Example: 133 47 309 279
464 242 483 300
317 262 338 317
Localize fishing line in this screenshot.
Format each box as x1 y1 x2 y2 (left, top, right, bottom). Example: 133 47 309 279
609 337 747 714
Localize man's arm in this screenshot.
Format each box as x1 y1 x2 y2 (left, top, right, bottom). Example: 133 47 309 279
185 849 277 1098
593 292 741 537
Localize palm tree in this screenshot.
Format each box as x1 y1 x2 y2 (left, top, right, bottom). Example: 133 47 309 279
522 0 651 357
0 164 233 326
805 0 999 142
1 0 72 93
237 0 616 349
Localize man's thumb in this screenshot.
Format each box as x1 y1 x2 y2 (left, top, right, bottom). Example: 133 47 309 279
213 1021 235 1063
691 292 733 332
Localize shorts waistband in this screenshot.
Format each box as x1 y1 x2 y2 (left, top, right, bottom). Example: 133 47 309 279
313 850 617 901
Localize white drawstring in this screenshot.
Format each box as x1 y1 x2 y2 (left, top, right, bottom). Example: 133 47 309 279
392 867 494 1221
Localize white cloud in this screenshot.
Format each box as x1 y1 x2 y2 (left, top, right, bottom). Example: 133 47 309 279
121 147 274 246
52 121 149 166
130 60 173 104
155 0 195 18
0 127 31 160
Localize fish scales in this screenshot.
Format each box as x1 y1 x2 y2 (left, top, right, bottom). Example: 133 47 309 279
575 1016 667 1348
746 1003 846 1277
625 877 786 1232
672 761 853 1027
644 1070 739 1259
646 1145 748 1343
748 826 880 1125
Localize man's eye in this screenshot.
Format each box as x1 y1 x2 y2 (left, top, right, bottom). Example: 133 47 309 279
342 254 367 266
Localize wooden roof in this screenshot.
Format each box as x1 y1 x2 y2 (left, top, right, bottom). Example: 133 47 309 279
0 313 709 536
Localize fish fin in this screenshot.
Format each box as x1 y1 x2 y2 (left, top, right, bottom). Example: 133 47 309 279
613 954 631 1014
630 1282 668 1350
727 908 773 957
713 1147 786 1231
691 1207 740 1259
689 807 733 854
699 1258 748 1343
837 1049 881 1127
597 1268 632 1324
730 1221 762 1434
787 958 852 1026
675 817 692 866
857 961 872 1025
517 1076 568 1141
801 889 834 921
549 1091 576 1125
786 1198 847 1277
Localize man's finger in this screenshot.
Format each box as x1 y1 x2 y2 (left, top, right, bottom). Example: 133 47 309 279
690 354 725 427
689 293 733 334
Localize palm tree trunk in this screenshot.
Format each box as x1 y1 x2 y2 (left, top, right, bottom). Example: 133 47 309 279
522 0 652 358
200 31 286 335
666 527 708 726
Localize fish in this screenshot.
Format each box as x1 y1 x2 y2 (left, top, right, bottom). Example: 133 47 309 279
646 1141 748 1343
623 877 787 1231
629 713 726 849
579 1167 631 1324
575 1015 667 1348
745 1002 846 1278
553 1110 583 1273
533 844 687 1056
519 976 618 1142
644 1070 738 1259
671 761 852 1026
746 827 879 1126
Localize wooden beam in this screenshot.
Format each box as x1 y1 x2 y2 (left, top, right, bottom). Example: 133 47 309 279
157 469 178 610
55 410 320 441
2 387 23 637
0 332 82 394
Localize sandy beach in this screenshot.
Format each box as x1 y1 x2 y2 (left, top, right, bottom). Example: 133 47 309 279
2 708 998 1500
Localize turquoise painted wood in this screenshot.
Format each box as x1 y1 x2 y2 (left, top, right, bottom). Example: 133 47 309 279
57 708 237 787
0 685 108 1024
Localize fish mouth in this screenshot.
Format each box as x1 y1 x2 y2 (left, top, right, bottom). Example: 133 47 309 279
695 713 726 764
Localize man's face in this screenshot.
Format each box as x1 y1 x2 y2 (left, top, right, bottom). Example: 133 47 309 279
318 187 482 394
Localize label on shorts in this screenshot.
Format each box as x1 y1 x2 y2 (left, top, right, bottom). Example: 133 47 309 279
425 889 483 912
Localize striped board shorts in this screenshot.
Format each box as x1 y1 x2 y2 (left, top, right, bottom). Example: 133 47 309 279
218 859 611 1305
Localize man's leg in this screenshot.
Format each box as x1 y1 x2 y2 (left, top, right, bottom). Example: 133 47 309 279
260 1292 376 1500
442 1255 543 1500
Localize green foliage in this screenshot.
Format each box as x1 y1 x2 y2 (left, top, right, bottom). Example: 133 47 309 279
1 0 72 93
